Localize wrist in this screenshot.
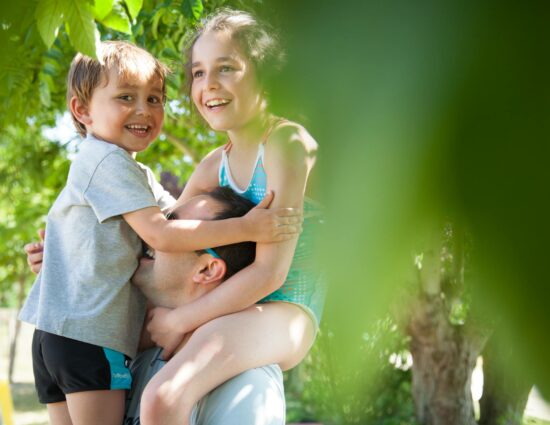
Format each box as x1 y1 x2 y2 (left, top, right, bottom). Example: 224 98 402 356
237 216 252 242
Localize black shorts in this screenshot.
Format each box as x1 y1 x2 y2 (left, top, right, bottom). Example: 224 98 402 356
32 329 132 404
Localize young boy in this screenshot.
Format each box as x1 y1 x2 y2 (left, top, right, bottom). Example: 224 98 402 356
19 41 301 425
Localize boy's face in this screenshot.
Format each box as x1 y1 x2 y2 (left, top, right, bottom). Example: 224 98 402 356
77 68 164 153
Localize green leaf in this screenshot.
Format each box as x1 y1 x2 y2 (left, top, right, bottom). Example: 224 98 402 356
35 0 65 47
181 0 203 22
124 0 143 21
64 0 97 58
101 3 131 34
92 0 113 21
39 73 52 107
150 7 166 40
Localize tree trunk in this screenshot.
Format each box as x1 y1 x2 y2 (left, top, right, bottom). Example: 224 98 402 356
478 330 532 425
408 293 488 425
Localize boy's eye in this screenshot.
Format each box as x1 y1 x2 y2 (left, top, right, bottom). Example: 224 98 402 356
192 70 204 78
118 95 133 101
220 65 234 73
148 95 162 104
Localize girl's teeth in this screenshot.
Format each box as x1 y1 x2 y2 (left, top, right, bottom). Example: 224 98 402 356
206 99 229 107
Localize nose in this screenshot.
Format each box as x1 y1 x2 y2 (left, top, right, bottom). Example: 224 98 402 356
205 72 220 91
135 98 152 117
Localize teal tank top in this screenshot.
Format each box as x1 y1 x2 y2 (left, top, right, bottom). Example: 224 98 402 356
218 139 325 326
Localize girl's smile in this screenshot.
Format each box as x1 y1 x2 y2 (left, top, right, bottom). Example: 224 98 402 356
190 31 265 135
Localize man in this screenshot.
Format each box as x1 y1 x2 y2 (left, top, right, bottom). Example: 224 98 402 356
25 187 286 425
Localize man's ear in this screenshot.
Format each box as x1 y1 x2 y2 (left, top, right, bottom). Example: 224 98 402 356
69 96 92 127
193 258 227 286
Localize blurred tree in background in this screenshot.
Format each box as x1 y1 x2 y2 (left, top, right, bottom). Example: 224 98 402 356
1 0 549 424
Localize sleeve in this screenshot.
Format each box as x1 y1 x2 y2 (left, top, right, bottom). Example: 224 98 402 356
139 164 177 213
125 348 165 423
84 151 161 223
192 365 285 425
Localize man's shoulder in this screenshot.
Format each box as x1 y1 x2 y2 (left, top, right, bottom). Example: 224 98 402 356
192 364 284 425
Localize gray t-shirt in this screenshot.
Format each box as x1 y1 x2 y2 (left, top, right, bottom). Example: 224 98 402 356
125 348 285 425
19 136 175 358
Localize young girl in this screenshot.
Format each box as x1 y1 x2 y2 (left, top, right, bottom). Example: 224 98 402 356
141 9 325 425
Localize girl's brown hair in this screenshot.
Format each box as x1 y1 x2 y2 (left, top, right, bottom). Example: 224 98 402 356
183 9 285 96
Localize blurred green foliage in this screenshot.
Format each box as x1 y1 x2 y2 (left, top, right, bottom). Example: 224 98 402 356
271 0 550 405
286 318 417 425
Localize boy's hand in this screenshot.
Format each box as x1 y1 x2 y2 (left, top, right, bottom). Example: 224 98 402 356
243 191 303 243
147 306 187 360
24 229 45 274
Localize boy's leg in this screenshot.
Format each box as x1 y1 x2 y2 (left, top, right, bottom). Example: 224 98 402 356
37 331 131 425
140 302 315 425
47 401 73 425
66 390 125 425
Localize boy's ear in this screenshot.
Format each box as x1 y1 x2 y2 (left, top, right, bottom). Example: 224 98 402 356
193 258 227 286
69 96 92 126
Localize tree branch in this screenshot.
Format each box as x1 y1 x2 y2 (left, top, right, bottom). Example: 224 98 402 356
163 132 200 166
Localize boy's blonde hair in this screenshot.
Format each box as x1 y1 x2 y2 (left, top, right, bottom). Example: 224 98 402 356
67 41 170 137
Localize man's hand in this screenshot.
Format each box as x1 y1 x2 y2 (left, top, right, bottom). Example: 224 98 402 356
243 191 303 243
147 306 187 360
24 229 45 274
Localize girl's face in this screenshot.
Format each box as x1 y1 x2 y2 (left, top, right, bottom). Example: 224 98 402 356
190 30 264 132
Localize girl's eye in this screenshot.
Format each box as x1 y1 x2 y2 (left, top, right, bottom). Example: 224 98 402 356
220 65 234 73
119 95 133 101
193 70 204 78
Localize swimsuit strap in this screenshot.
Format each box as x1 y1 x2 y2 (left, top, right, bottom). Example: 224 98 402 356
225 117 289 152
262 117 289 145
224 140 233 153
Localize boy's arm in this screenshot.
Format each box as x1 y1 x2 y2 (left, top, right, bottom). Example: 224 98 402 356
148 124 317 356
123 190 300 252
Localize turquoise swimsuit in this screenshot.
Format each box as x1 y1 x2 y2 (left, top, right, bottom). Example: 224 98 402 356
219 136 326 327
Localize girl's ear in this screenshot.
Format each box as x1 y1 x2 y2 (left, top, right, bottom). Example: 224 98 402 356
69 96 92 126
193 258 227 285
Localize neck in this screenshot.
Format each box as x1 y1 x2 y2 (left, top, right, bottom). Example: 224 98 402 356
226 110 272 147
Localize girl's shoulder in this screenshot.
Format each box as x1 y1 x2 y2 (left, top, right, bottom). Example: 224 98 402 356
188 145 225 190
196 145 225 171
265 119 318 164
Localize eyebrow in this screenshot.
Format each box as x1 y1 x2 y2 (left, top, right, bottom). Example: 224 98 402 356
191 56 238 68
116 82 164 94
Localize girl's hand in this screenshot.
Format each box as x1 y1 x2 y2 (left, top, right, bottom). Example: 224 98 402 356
24 229 45 274
243 191 303 243
147 306 187 359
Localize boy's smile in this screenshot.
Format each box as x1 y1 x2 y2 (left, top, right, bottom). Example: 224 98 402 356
74 68 164 153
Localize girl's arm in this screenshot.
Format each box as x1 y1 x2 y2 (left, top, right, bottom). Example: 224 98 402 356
124 146 301 251
148 123 318 356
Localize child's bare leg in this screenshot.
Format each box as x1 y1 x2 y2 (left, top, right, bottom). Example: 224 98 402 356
140 302 315 425
65 390 125 425
47 401 73 425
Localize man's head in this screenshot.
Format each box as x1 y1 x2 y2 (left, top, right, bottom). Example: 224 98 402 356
67 41 169 153
132 187 256 308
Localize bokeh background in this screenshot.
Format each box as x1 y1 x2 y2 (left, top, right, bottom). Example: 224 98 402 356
1 0 549 424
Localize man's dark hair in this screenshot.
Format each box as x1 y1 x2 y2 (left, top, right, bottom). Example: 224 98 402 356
204 186 256 280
